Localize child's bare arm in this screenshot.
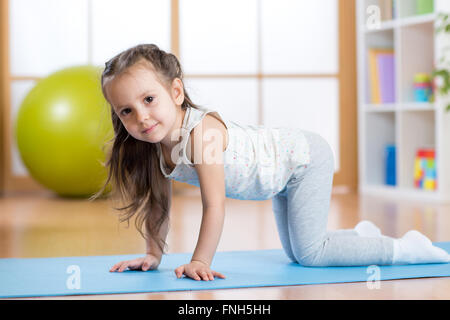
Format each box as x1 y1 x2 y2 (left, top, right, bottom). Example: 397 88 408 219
174 160 226 280
174 116 227 280
191 162 225 266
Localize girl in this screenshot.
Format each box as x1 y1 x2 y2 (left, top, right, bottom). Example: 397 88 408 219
91 43 449 281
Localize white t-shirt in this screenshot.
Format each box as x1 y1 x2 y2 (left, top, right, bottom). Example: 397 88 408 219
156 106 311 200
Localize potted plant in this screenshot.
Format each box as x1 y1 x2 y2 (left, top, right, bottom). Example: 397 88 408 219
432 13 450 111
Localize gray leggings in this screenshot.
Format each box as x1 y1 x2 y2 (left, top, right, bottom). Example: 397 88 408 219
272 131 394 266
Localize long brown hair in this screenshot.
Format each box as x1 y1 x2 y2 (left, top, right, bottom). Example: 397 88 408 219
90 44 201 254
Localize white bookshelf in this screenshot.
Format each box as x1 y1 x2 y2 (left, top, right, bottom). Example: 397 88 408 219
357 0 450 203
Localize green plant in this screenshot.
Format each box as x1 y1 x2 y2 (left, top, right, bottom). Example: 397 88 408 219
432 13 450 112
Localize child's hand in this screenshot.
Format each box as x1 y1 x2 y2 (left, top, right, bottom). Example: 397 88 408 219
109 254 160 272
175 260 226 281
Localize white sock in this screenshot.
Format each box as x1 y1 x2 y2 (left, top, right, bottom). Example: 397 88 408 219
354 220 383 237
393 230 450 265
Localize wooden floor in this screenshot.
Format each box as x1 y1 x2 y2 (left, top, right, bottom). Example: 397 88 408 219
1 186 450 300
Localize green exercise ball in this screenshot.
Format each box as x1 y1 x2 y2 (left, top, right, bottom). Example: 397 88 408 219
15 65 113 198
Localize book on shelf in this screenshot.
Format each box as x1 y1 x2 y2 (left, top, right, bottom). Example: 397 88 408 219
379 0 394 21
368 48 396 104
392 0 396 19
374 0 396 21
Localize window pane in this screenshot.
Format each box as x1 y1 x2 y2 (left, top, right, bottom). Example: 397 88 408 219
261 0 338 74
179 0 258 74
10 81 37 176
184 78 259 126
262 78 340 171
10 0 89 77
92 0 171 65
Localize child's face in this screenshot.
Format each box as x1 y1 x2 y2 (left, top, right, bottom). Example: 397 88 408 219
105 61 184 144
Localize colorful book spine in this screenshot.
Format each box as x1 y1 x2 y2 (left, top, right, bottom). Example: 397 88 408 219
392 0 396 19
385 144 396 186
416 0 434 15
368 48 395 104
379 0 393 21
377 53 396 103
368 49 381 104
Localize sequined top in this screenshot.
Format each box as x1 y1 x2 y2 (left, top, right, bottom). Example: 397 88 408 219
156 107 310 200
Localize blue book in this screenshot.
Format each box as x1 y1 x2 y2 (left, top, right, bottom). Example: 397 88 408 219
385 144 396 186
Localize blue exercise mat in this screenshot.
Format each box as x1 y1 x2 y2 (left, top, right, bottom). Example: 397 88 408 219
1 242 450 298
